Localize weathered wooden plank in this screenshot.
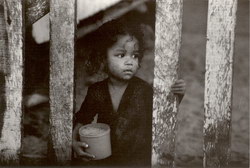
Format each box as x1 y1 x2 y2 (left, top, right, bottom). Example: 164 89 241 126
0 0 24 165
25 0 49 26
49 0 76 165
203 0 238 167
0 1 7 73
152 0 183 167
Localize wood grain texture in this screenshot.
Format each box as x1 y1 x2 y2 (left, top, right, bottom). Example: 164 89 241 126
152 0 183 167
0 2 7 73
0 0 24 165
203 0 238 167
25 0 49 26
49 0 76 165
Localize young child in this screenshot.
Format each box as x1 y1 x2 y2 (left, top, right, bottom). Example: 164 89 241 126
72 19 186 167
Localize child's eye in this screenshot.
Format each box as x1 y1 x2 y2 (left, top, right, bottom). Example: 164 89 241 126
116 54 125 58
132 54 139 59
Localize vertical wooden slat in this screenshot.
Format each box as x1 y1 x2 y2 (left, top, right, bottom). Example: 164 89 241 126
152 0 183 167
0 0 24 165
203 0 238 167
49 0 76 165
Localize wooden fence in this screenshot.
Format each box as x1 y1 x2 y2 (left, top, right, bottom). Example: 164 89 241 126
0 0 238 167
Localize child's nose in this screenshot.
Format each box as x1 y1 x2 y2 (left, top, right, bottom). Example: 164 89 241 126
124 56 133 65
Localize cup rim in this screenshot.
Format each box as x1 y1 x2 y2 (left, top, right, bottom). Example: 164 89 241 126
79 123 110 138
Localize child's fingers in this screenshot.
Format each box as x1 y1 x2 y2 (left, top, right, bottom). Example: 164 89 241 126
171 87 185 92
171 82 186 87
171 88 185 91
171 87 185 91
172 84 185 89
78 150 95 160
172 91 185 95
171 88 185 94
172 80 186 85
78 142 89 148
76 142 95 159
172 91 185 94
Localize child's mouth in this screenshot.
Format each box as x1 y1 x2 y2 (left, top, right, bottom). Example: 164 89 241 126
123 69 133 73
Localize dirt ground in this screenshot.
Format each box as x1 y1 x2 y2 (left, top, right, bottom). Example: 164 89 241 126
21 1 249 167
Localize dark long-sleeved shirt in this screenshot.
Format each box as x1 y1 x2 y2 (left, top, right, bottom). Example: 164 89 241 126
74 76 153 167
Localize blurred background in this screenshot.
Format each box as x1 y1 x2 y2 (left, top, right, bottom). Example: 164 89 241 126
22 0 249 167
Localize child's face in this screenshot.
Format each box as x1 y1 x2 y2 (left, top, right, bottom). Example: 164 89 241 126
106 34 140 81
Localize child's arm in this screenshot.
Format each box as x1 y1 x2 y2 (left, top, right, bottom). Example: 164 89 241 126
171 79 186 103
72 123 95 161
72 85 99 161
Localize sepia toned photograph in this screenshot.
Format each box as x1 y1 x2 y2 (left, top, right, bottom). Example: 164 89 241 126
0 0 248 167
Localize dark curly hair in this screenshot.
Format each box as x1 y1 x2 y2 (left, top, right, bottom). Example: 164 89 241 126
84 19 144 75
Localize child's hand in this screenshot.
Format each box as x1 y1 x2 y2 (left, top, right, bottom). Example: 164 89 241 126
72 140 95 161
171 79 186 103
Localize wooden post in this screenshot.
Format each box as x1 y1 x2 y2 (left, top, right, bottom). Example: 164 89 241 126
152 0 183 167
25 0 49 26
0 0 24 165
203 0 238 167
49 0 76 165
